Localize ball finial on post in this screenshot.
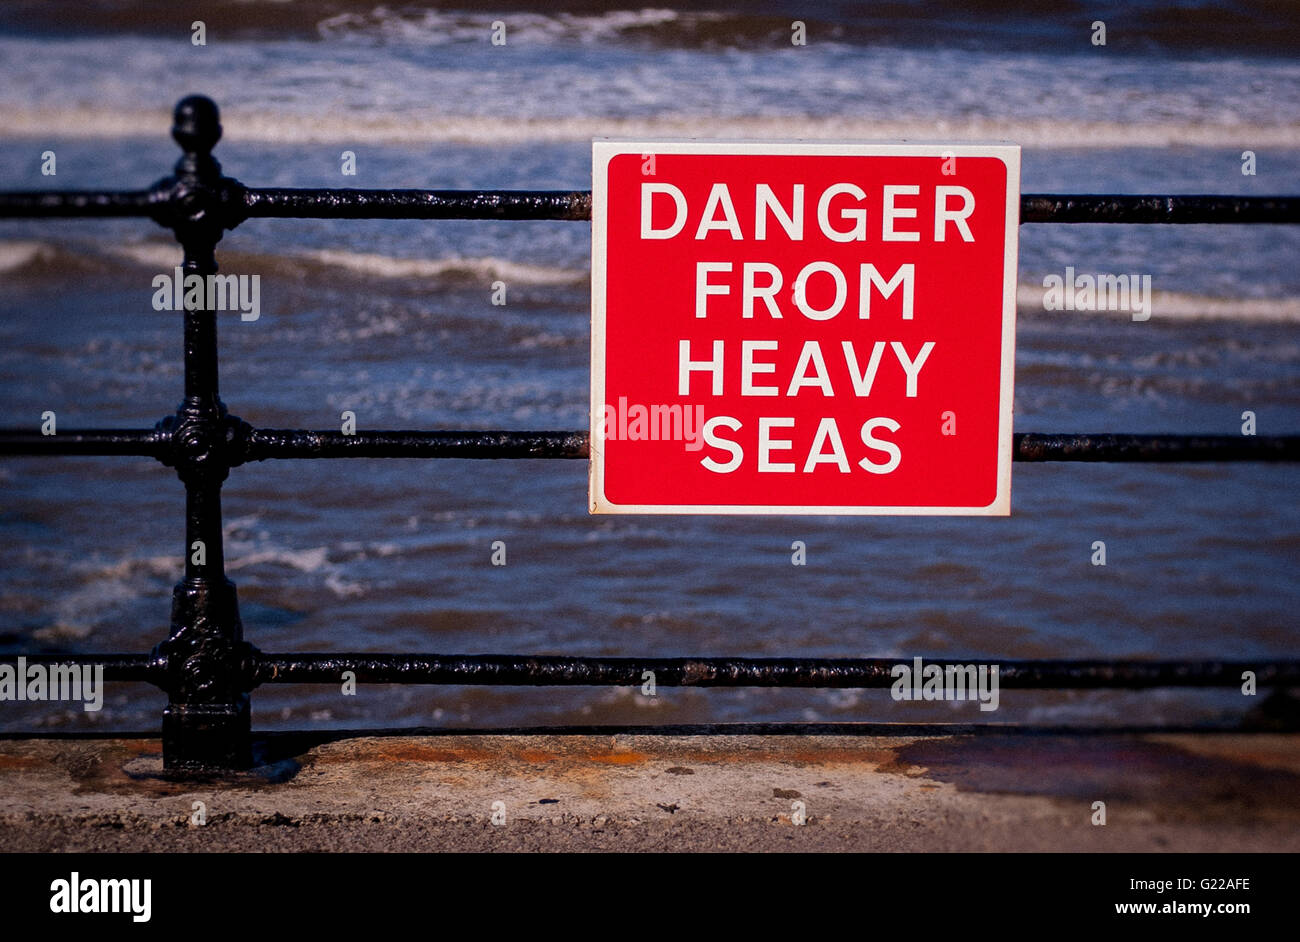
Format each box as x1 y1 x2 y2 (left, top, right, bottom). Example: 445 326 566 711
172 95 222 157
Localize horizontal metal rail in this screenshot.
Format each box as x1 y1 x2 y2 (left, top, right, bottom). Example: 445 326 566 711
1 189 1296 225
3 653 1296 690
249 655 1300 689
0 189 159 217
1016 195 1300 224
2 429 1296 462
245 428 592 460
0 654 159 683
0 428 168 457
243 188 595 221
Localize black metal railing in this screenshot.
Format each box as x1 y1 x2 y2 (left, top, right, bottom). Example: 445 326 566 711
2 95 1298 771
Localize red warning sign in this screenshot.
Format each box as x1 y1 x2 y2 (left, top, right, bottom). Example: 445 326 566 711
590 142 1020 515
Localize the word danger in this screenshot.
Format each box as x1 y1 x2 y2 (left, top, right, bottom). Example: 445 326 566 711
641 181 977 244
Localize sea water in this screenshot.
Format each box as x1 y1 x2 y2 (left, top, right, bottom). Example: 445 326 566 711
0 1 1296 732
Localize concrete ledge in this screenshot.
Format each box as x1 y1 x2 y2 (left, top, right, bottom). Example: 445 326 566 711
2 731 1298 852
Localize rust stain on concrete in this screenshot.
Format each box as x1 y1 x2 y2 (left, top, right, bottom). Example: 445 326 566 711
330 741 654 768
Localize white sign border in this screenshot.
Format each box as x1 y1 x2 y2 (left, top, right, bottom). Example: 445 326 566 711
590 140 1021 516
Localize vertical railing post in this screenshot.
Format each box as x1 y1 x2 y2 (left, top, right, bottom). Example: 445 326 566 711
150 96 255 770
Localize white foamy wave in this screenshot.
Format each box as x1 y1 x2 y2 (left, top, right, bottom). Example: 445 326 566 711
108 242 183 270
301 249 585 285
17 240 1298 322
221 515 381 598
89 554 185 581
317 8 715 46
0 240 57 272
31 553 181 643
225 545 331 573
3 105 1297 148
101 242 584 286
1016 282 1300 322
